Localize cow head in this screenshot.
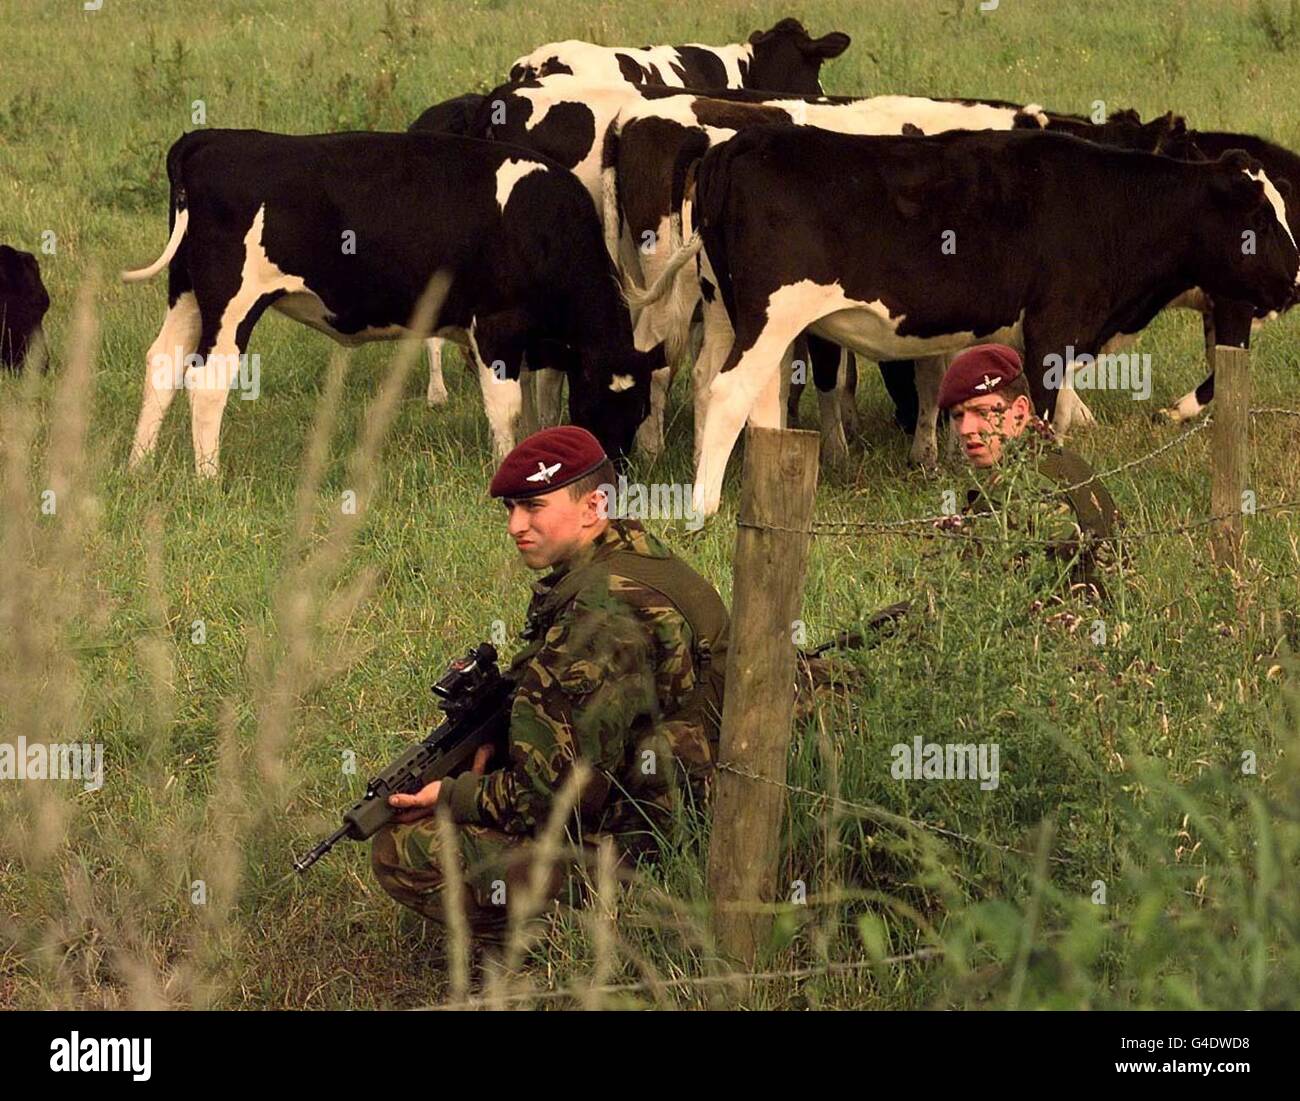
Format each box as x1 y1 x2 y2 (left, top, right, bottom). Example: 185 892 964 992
0 245 50 371
1050 109 1197 155
744 18 850 95
1196 150 1299 314
569 346 660 465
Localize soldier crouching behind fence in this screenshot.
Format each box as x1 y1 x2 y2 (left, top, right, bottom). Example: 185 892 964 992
861 344 1123 644
371 426 730 948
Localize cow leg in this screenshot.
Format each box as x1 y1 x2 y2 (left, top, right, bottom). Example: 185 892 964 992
188 311 258 479
787 332 810 428
473 356 521 461
129 290 201 468
634 364 671 460
1052 360 1101 438
468 317 526 461
425 337 449 406
186 247 289 478
909 355 946 468
879 359 919 434
693 293 734 471
1160 307 1220 424
536 366 565 428
694 309 810 517
839 353 860 438
808 334 848 469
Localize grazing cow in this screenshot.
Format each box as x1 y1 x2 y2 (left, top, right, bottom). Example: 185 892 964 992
509 17 850 94
678 125 1298 516
408 92 491 407
122 129 655 477
0 245 50 371
611 98 1185 464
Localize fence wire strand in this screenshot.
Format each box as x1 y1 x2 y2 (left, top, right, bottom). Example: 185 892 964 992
737 408 1300 545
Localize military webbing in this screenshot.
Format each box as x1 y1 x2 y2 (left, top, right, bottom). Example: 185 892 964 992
532 547 730 742
1037 449 1118 540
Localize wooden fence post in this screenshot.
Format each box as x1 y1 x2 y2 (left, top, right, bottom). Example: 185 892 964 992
707 426 820 969
1210 345 1250 570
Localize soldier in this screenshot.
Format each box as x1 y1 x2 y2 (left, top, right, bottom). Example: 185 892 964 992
842 344 1123 659
938 343 1121 597
371 426 730 947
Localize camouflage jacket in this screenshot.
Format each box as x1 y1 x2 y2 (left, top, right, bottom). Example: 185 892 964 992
442 520 727 843
938 432 1122 598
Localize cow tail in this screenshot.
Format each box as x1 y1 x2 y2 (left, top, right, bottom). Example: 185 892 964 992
121 136 191 283
600 122 624 266
620 129 710 362
692 139 736 327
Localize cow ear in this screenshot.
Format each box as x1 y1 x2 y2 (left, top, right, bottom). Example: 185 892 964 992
802 31 851 58
1219 148 1260 174
1213 163 1265 211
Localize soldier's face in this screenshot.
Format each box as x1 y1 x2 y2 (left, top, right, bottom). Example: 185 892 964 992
503 488 607 569
951 393 1031 468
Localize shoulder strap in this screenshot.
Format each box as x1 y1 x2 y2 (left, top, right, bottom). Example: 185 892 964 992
540 549 729 654
1038 450 1118 539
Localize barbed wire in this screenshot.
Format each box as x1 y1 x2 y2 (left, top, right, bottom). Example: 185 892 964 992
756 497 1300 545
737 407 1300 546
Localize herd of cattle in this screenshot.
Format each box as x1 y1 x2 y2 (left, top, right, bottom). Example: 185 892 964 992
2 17 1297 517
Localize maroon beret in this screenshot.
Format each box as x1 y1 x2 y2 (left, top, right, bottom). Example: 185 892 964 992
938 344 1025 410
489 426 609 499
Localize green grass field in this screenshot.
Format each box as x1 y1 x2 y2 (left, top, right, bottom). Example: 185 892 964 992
2 0 1299 1009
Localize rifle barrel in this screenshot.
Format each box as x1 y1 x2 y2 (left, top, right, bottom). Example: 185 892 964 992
293 824 351 874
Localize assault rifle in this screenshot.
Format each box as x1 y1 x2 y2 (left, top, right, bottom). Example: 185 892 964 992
293 642 514 873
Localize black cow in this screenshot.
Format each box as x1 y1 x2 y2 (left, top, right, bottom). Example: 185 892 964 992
1150 129 1300 423
407 92 485 137
0 245 50 371
508 17 850 94
681 125 1299 516
122 129 655 476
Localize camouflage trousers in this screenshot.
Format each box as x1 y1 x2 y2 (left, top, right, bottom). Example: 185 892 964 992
371 817 632 947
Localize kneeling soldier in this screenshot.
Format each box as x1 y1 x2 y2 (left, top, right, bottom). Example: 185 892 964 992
939 343 1121 597
371 426 729 946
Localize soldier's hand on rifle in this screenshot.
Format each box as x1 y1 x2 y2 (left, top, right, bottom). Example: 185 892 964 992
386 744 496 824
388 780 442 823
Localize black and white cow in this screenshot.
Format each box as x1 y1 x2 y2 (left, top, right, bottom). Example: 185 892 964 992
609 96 1185 465
408 20 848 425
407 92 493 406
1149 128 1300 423
122 129 656 476
675 125 1298 516
509 17 850 93
0 244 50 371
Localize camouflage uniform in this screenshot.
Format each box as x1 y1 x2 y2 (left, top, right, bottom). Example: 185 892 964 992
845 428 1122 662
943 427 1122 599
371 519 728 944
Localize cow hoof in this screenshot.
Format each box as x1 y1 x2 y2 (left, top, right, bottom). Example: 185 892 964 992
821 443 852 474
907 446 939 470
426 390 449 407
1152 407 1180 425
